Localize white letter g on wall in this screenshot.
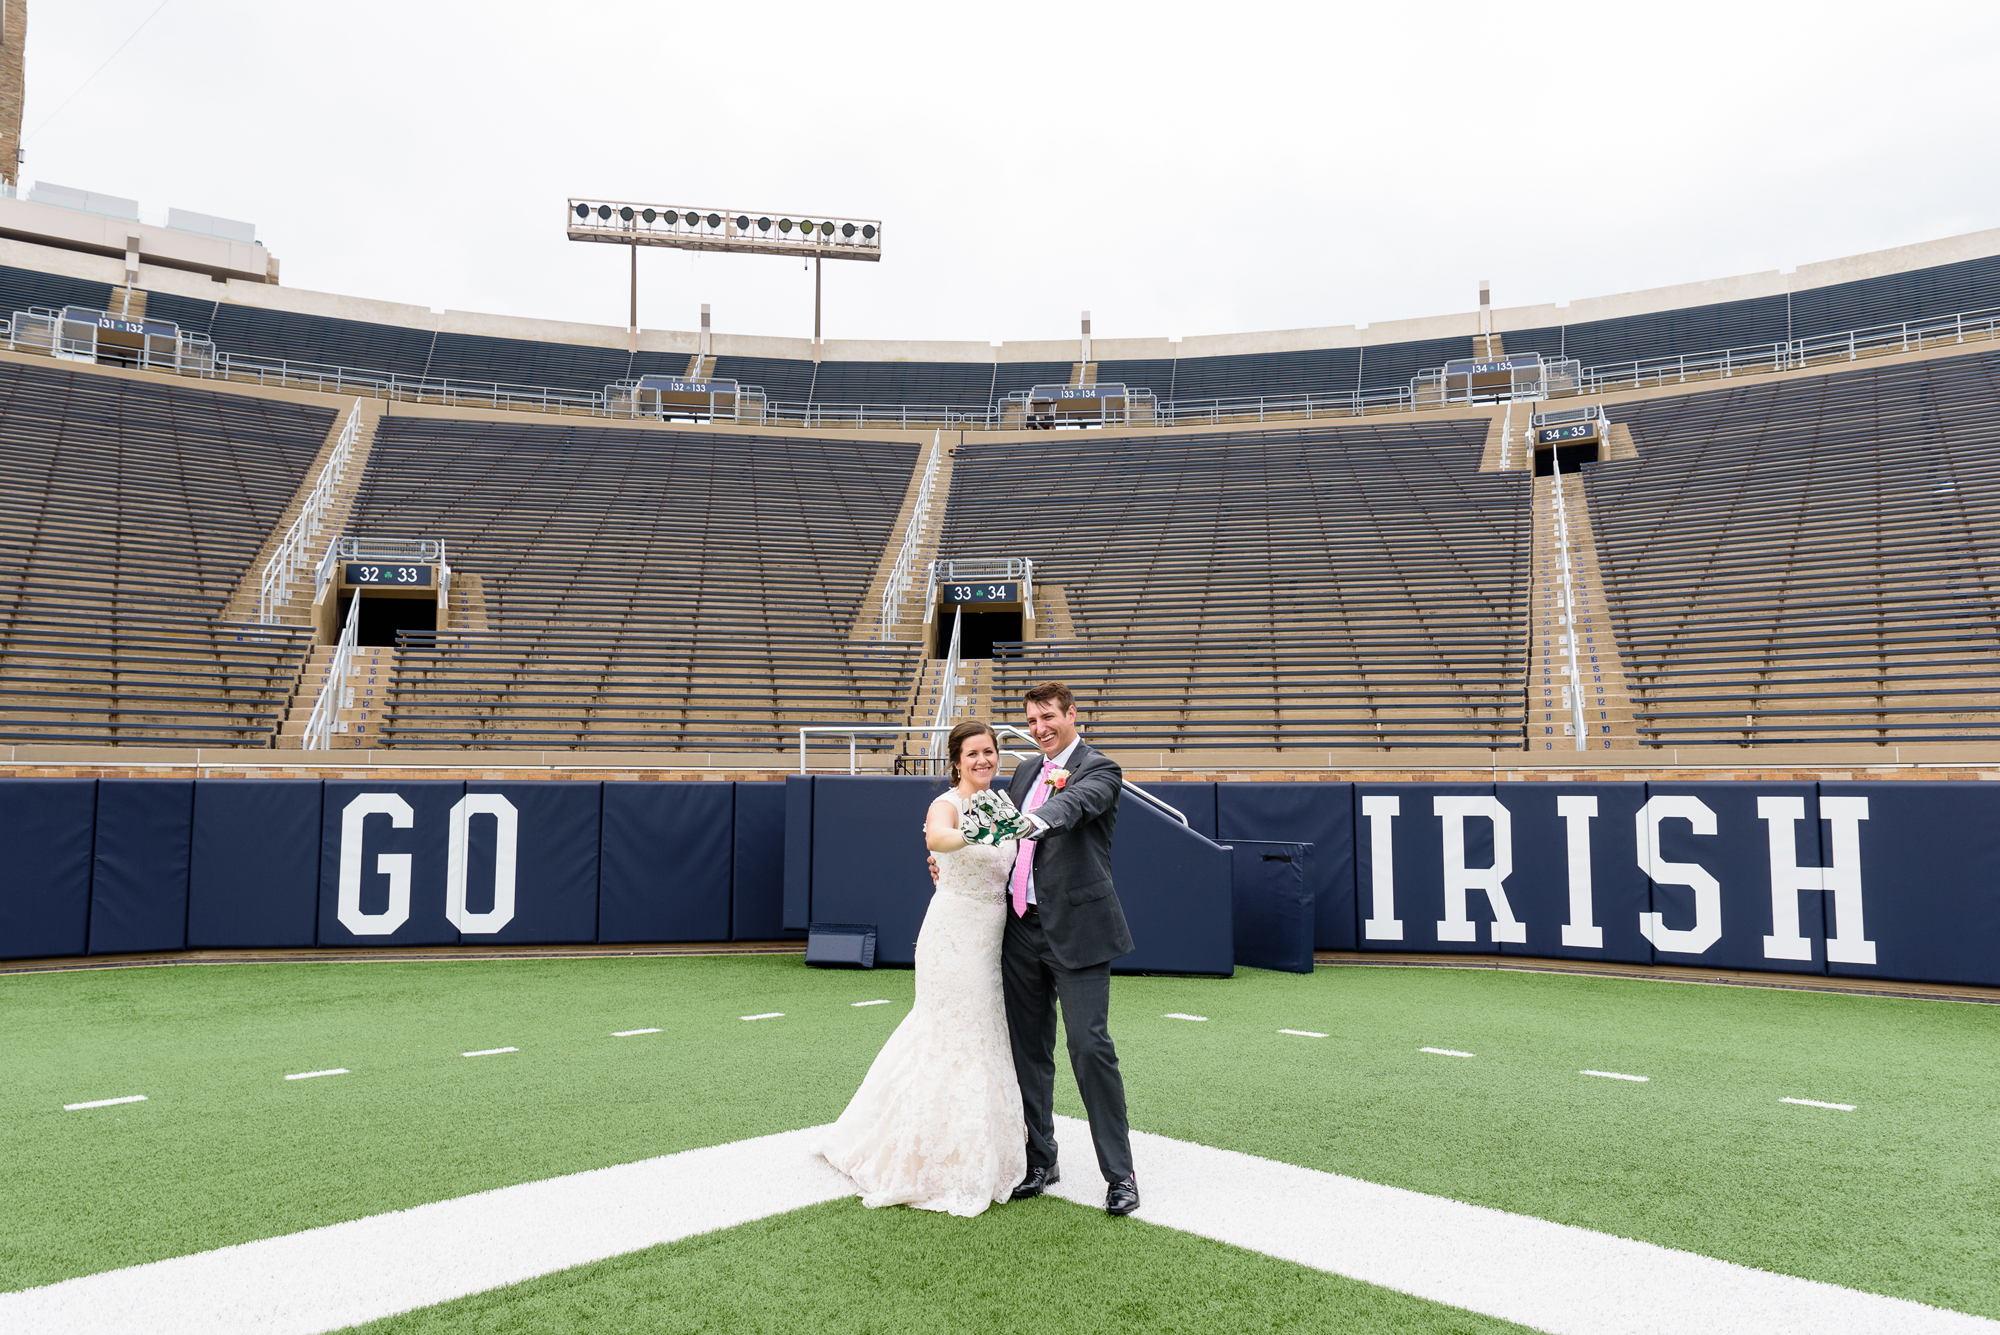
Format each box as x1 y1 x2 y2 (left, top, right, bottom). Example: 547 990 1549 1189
338 793 415 936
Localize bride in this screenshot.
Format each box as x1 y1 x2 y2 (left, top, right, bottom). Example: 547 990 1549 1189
816 719 1028 1217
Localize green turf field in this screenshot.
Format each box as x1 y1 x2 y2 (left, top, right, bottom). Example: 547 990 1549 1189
4 955 1996 1328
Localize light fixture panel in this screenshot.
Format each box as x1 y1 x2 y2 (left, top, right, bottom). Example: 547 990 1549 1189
565 200 883 261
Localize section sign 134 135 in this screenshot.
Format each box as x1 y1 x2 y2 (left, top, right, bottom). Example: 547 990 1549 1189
345 563 433 587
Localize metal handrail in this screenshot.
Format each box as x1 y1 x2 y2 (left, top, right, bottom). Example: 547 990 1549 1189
926 606 964 766
1549 456 1589 752
258 400 363 624
880 431 941 638
303 593 361 750
794 720 1188 825
314 535 445 608
11 299 2000 435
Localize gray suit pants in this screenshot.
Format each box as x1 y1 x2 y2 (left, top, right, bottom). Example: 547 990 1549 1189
1001 906 1133 1183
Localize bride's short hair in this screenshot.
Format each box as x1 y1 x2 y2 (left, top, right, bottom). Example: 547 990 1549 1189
946 719 998 785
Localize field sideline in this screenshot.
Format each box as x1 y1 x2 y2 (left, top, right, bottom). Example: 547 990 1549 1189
4 955 1997 1330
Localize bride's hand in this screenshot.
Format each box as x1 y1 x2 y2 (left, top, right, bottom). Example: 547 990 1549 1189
924 798 968 853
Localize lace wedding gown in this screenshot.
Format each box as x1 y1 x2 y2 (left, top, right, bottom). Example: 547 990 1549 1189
816 791 1027 1217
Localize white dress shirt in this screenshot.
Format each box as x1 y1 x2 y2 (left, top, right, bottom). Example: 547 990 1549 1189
1022 735 1081 907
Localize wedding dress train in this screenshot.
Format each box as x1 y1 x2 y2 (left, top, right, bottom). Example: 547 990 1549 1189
816 792 1027 1217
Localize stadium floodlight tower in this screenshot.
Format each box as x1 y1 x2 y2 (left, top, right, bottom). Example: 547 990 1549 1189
566 201 882 350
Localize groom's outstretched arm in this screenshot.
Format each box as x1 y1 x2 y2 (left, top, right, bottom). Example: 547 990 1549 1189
1027 751 1121 836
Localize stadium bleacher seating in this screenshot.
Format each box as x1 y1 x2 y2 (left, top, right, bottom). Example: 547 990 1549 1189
702 353 816 403
0 359 329 745
144 291 438 381
354 418 923 750
941 420 1529 751
806 360 998 408
0 262 114 322
1502 251 2000 370
1585 348 2000 745
992 361 1085 405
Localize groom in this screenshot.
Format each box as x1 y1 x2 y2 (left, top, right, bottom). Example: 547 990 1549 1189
1000 680 1138 1216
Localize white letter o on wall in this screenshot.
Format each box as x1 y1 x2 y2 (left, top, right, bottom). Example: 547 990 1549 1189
338 793 415 936
447 794 519 935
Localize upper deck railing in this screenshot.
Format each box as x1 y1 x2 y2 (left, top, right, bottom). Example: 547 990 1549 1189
7 302 1998 434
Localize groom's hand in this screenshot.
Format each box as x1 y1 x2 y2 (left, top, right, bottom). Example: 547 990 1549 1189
927 854 941 885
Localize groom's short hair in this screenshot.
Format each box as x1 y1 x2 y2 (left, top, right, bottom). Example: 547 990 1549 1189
1024 681 1076 714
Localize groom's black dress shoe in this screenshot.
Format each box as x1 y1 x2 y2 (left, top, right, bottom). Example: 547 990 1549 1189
1104 1174 1140 1216
1010 1165 1059 1200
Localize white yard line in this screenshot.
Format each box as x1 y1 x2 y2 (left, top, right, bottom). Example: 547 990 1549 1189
611 1029 661 1037
1420 1047 1476 1058
284 1070 348 1081
461 1048 517 1057
1042 1116 1992 1335
63 1095 146 1111
1162 1013 1208 1021
851 1000 893 1007
739 1013 784 1021
1278 1030 1328 1038
6 1118 1987 1335
0 1128 849 1335
1581 1069 1649 1082
1782 1097 1857 1112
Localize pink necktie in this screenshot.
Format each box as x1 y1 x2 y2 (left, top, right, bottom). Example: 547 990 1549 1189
1009 771 1051 917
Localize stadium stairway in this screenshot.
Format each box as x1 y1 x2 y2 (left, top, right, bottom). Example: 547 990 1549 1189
1529 471 1639 750
220 399 383 629
853 433 956 646
897 657 995 769
277 645 394 747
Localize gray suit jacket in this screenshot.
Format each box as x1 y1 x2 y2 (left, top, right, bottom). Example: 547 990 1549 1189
1009 739 1134 969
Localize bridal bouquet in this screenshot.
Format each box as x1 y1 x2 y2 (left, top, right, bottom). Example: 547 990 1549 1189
960 789 1031 846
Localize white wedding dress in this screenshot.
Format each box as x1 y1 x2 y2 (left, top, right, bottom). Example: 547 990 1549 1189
816 790 1027 1217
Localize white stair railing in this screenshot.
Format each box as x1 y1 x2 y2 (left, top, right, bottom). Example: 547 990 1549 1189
1548 461 1589 751
926 605 965 767
302 594 362 750
260 400 365 624
879 431 942 638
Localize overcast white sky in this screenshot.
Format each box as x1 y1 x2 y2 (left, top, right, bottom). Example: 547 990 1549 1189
21 1 2000 345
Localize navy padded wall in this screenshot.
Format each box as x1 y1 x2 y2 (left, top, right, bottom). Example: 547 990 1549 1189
1498 783 1653 965
1816 782 2000 988
732 782 790 940
0 779 96 959
317 781 465 946
808 777 942 967
1109 792 1234 975
1643 782 1824 974
783 775 814 932
1231 841 1315 974
598 781 734 943
87 779 193 955
1144 782 1216 839
460 782 600 944
1217 783 1356 950
187 780 323 948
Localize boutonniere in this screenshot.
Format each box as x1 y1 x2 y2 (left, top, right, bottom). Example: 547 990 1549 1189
1043 767 1071 791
